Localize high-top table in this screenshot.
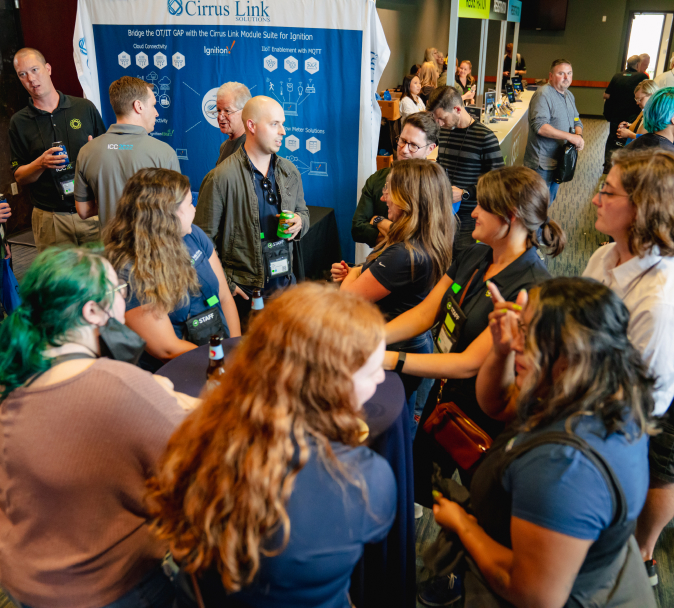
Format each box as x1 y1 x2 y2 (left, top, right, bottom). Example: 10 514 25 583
156 338 416 608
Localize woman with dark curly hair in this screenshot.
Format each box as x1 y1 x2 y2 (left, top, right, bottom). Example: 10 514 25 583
105 167 240 371
148 283 397 607
421 278 656 607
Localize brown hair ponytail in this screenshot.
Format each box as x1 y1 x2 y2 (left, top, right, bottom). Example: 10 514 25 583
476 166 567 258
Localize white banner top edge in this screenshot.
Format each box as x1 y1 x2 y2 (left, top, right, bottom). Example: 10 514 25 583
83 0 364 30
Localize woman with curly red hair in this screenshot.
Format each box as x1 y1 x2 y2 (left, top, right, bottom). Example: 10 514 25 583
148 283 397 607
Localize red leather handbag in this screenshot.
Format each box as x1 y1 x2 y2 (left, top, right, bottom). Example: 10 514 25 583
422 394 493 470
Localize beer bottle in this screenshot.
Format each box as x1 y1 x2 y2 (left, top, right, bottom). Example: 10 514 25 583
248 288 264 324
207 335 225 381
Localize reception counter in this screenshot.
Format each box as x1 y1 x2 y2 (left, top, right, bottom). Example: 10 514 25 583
425 88 533 166
486 88 534 166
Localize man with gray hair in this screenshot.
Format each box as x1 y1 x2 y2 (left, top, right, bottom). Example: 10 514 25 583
655 53 674 88
639 53 651 75
602 55 649 173
215 82 251 166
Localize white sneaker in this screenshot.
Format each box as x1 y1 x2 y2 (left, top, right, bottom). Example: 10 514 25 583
415 503 423 519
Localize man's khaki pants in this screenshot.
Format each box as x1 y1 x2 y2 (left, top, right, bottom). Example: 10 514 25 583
32 208 101 253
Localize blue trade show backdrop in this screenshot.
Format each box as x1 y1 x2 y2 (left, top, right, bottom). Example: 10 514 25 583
91 24 362 260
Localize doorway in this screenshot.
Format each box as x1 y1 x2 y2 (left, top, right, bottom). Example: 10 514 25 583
625 12 674 79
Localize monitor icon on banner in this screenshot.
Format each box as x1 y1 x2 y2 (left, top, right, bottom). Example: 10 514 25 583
283 102 298 116
309 162 328 177
176 149 188 160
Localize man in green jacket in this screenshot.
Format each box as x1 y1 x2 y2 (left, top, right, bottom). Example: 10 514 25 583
351 111 439 248
195 96 310 322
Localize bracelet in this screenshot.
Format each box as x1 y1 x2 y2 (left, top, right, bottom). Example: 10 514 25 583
395 351 407 374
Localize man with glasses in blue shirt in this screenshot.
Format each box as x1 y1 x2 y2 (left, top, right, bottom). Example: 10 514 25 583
352 112 439 248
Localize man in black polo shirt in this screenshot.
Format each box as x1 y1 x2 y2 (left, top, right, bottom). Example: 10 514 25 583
426 86 505 254
602 55 648 173
9 48 105 252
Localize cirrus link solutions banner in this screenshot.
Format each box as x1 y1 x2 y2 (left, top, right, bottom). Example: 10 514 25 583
73 0 390 262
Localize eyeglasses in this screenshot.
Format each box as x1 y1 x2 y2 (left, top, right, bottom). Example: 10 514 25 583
597 189 630 204
396 136 431 154
382 182 391 195
517 320 528 341
261 177 278 206
217 108 241 117
108 282 128 299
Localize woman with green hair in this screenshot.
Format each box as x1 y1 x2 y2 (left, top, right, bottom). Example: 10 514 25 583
628 86 674 152
0 246 185 608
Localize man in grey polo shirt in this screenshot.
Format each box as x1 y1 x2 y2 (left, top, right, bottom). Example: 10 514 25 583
74 76 180 225
523 58 584 204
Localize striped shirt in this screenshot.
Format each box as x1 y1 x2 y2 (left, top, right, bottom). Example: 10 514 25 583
436 120 504 222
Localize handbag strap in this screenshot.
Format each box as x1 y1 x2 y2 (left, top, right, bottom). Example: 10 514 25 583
458 268 480 308
498 430 627 526
191 572 206 608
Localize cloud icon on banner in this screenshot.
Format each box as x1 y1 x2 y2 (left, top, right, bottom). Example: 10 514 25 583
168 0 183 15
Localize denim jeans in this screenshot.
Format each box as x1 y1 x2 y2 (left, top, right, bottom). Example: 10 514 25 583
17 566 175 608
388 330 434 435
534 166 560 205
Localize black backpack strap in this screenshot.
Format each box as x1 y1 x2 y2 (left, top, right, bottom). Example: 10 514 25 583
498 430 628 527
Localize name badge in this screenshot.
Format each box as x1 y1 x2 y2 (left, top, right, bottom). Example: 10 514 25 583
435 293 468 354
58 179 75 196
262 239 292 283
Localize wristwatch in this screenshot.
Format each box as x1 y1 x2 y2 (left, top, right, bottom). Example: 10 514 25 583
461 189 471 201
395 351 407 373
373 215 386 225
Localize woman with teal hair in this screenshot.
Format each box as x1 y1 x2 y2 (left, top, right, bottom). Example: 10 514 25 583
0 246 185 608
628 87 674 152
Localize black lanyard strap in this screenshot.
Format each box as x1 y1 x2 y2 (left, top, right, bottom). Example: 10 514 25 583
24 352 96 387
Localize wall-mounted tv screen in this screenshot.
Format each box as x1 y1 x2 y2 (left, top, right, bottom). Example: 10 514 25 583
521 0 569 31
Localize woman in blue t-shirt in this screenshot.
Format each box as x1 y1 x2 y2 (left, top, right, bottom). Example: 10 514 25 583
104 168 240 371
148 283 397 608
331 159 455 422
424 277 656 607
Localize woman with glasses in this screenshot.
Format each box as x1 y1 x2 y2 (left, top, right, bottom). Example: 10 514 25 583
399 73 426 122
382 166 565 502
0 246 186 608
616 80 659 142
334 159 454 425
105 168 240 372
584 148 674 586
626 87 674 152
424 277 656 607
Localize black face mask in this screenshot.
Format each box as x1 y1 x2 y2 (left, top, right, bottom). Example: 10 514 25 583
98 317 146 366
